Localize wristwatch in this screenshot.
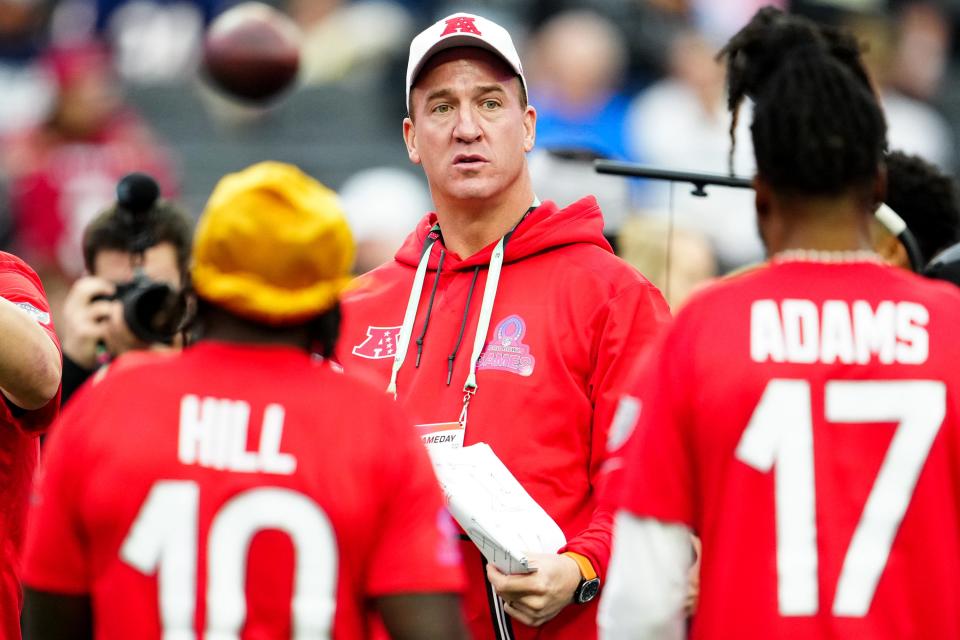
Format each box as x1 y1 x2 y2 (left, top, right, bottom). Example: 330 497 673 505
563 552 601 604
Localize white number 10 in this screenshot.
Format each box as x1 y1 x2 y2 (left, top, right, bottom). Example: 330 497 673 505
735 379 946 617
120 482 338 639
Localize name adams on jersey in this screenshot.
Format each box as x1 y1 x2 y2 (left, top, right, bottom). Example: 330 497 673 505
750 299 928 365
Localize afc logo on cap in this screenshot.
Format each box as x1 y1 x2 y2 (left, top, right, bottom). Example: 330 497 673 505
441 16 482 37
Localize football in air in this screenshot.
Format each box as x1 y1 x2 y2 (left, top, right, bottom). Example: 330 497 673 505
202 2 301 102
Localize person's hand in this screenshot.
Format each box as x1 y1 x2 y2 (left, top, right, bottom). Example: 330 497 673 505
61 277 117 369
100 294 148 359
485 552 581 627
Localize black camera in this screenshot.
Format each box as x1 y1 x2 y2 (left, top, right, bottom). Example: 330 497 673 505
92 173 185 345
98 274 183 345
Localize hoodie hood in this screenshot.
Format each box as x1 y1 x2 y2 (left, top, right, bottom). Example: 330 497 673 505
394 196 612 271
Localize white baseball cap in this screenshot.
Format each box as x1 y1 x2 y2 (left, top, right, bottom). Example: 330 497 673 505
405 12 527 110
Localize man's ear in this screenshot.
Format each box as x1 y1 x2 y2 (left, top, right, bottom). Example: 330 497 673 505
402 117 421 165
753 175 775 253
753 175 771 221
522 105 536 153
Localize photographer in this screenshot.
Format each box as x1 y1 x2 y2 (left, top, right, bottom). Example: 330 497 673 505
60 175 191 404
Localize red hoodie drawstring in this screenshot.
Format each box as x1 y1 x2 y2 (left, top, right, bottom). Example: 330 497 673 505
389 203 538 430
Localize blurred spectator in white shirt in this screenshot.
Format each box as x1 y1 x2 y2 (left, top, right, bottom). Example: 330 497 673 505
833 4 955 170
338 166 429 274
627 29 763 271
49 0 217 84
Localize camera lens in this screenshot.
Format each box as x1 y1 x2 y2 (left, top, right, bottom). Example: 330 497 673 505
122 280 184 345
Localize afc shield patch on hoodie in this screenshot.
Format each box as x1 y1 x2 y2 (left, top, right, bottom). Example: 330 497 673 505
477 315 536 377
352 326 401 359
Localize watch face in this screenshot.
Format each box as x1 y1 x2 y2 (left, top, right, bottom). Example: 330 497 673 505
576 577 601 604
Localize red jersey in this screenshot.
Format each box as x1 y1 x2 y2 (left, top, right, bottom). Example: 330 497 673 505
339 198 670 640
23 341 464 639
0 252 61 640
618 257 960 640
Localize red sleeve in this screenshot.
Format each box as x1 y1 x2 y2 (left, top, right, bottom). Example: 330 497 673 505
617 320 697 529
0 252 61 433
365 401 465 596
21 387 97 593
596 345 661 511
559 280 671 581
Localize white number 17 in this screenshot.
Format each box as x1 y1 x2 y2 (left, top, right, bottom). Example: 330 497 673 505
735 379 946 617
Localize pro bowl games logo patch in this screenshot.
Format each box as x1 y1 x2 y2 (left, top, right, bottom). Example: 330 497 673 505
477 315 535 377
352 326 401 360
16 302 50 325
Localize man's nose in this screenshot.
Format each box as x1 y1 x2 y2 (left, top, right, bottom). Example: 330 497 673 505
453 107 482 142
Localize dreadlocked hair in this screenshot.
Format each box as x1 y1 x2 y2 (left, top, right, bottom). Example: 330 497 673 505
718 7 887 194
885 150 960 263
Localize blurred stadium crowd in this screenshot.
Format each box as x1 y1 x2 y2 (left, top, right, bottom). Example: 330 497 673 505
1 0 958 315
4 2 960 638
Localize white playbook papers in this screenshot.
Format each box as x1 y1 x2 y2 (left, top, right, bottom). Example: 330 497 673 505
429 443 567 574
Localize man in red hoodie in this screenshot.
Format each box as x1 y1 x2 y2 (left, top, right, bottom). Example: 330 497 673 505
338 12 671 640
